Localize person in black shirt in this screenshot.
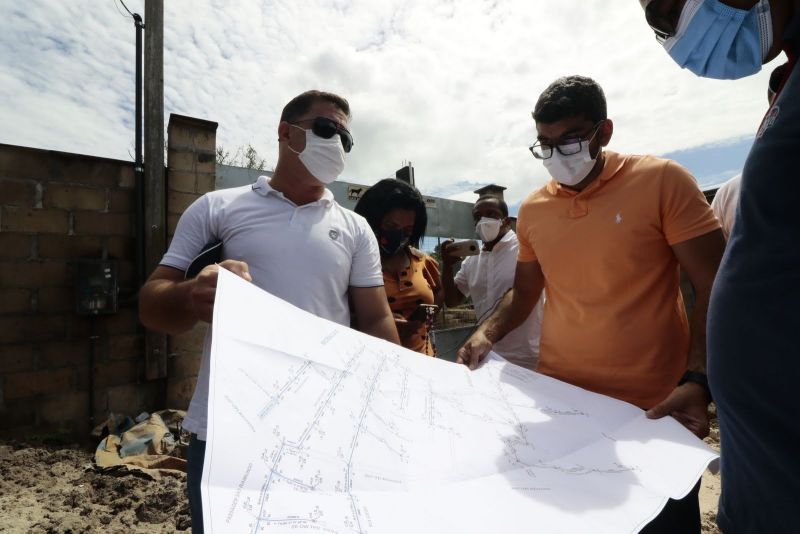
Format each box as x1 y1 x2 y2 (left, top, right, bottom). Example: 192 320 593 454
639 2 800 533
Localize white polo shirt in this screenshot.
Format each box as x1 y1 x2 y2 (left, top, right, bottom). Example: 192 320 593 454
161 176 383 439
454 230 544 370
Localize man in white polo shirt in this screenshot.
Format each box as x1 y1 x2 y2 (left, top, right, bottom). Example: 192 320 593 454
139 90 400 533
441 193 544 371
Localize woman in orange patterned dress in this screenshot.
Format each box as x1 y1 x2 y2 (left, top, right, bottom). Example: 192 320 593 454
354 179 442 356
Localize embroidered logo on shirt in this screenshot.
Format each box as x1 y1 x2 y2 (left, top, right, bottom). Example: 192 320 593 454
329 229 339 241
756 105 779 139
615 212 623 224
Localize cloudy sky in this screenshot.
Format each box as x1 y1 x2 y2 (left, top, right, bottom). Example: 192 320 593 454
0 0 783 207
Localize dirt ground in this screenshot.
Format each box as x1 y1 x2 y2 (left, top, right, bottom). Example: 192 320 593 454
0 442 190 533
700 415 722 534
0 418 722 533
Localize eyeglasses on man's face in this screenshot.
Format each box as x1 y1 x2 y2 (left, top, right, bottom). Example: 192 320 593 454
528 121 604 160
291 116 354 153
640 0 680 44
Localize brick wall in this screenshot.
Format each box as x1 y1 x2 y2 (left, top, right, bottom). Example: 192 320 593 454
0 144 159 436
164 114 218 410
0 114 218 438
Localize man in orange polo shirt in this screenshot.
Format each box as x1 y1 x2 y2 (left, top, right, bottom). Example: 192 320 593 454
457 75 725 534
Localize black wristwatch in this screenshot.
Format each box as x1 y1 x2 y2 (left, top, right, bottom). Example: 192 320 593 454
678 370 712 401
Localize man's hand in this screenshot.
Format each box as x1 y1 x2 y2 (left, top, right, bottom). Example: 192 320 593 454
440 238 458 267
190 260 252 323
646 383 711 439
440 238 468 308
456 330 494 370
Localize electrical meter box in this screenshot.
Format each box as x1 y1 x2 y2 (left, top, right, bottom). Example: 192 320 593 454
74 260 118 315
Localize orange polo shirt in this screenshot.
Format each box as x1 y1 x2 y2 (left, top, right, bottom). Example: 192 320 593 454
516 151 720 409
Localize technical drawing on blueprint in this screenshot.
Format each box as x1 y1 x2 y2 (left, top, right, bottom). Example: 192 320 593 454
202 269 718 534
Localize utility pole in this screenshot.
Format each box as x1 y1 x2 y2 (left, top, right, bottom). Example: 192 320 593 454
143 0 167 382
133 12 144 288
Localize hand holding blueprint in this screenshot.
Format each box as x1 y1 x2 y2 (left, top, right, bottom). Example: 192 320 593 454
202 269 718 533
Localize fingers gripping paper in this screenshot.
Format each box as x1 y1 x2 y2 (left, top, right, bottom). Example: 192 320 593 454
202 269 718 533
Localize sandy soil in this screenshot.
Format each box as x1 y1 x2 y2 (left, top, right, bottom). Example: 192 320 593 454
0 442 190 533
0 416 722 533
699 415 722 534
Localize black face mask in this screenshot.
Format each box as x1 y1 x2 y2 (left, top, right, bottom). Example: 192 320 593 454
376 228 410 256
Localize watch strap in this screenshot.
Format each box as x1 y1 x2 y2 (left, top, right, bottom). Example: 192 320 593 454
678 370 712 400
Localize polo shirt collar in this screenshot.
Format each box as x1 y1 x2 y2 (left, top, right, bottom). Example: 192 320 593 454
251 175 335 207
545 151 625 197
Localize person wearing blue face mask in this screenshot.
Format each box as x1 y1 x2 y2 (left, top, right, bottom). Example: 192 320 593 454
640 0 795 77
640 2 800 533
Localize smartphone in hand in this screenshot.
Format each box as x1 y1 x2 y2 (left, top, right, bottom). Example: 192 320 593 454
185 241 223 279
408 303 439 322
446 239 480 258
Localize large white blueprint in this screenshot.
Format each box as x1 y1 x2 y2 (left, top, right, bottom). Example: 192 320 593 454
202 269 718 533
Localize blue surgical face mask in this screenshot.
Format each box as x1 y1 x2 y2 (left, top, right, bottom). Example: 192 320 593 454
663 0 772 80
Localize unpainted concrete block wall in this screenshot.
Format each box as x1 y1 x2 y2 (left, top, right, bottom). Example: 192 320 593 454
0 145 158 435
164 114 218 410
0 114 218 436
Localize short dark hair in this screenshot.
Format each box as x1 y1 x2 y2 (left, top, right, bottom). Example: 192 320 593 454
354 178 428 248
280 90 351 123
475 196 508 217
533 76 607 124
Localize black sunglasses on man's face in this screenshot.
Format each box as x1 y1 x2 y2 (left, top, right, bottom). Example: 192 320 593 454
640 0 680 44
291 116 354 153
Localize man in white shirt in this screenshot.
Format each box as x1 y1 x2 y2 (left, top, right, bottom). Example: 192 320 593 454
441 195 544 371
710 174 741 240
139 90 399 533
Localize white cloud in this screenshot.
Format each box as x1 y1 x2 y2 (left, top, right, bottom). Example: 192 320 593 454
0 0 782 205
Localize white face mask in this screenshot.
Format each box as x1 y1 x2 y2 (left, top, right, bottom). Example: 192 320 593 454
542 140 598 187
289 126 345 184
476 217 502 242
